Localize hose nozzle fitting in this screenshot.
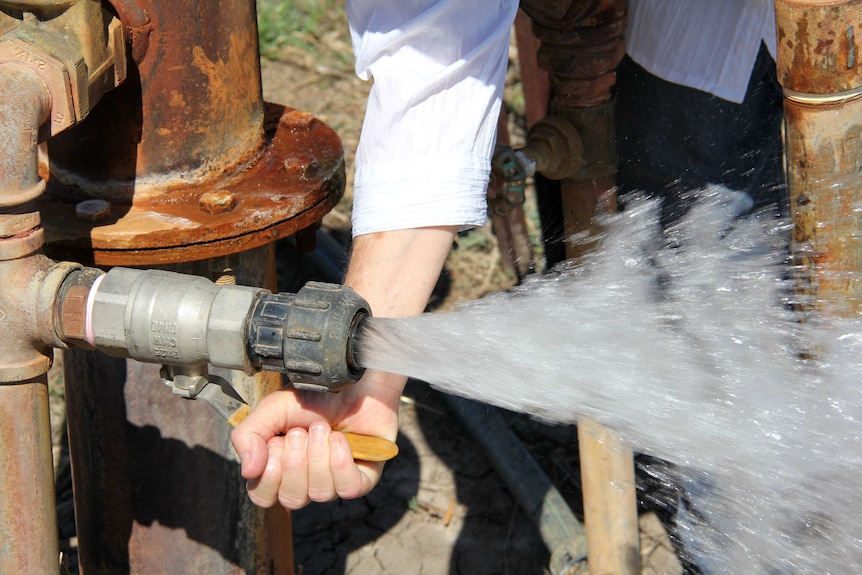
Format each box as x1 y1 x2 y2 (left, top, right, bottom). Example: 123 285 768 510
246 282 370 392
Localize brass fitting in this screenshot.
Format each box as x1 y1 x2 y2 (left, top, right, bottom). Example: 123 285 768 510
524 116 585 181
0 0 126 135
0 246 81 382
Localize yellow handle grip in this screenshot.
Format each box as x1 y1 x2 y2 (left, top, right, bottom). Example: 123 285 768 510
342 432 399 462
227 404 398 462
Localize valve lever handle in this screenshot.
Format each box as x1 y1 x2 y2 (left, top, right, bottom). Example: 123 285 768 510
196 381 399 462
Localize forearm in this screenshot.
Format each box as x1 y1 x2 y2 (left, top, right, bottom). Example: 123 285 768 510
343 226 457 399
344 226 457 317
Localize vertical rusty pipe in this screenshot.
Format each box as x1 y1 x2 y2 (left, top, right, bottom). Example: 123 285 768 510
776 0 862 316
0 375 59 574
0 63 60 575
0 63 49 201
520 2 640 573
47 0 265 201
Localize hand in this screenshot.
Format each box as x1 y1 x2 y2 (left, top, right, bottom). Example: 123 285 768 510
233 226 457 510
231 369 404 510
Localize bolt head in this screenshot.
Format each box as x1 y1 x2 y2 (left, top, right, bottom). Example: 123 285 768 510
283 109 316 131
199 191 237 215
75 199 112 222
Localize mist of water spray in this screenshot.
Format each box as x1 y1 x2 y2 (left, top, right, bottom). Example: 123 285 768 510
355 190 862 573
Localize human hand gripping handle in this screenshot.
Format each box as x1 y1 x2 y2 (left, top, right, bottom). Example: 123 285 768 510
229 375 401 510
232 226 458 510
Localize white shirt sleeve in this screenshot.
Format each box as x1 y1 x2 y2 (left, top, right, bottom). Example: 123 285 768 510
346 0 519 237
625 0 777 103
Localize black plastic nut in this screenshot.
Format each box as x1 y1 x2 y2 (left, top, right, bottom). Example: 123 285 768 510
246 282 370 392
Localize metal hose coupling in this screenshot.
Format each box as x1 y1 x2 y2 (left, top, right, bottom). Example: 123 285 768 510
60 268 369 392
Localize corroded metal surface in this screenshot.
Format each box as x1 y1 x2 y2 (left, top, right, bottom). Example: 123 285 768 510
40 0 344 267
46 0 265 196
514 9 551 130
41 104 345 265
0 64 48 205
0 1 127 135
785 92 862 315
521 0 626 108
0 376 59 575
776 0 862 316
0 46 57 575
64 246 293 574
776 0 862 94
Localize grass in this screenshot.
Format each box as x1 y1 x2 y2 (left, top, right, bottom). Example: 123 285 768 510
256 0 352 69
256 0 543 303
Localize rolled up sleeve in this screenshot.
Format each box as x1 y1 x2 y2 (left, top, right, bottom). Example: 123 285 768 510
347 0 519 236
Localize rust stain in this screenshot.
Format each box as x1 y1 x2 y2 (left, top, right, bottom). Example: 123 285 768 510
776 0 862 93
168 90 185 107
190 30 260 143
42 105 345 265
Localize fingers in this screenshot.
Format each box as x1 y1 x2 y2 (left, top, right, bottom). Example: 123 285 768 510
230 391 292 480
239 421 379 511
305 422 336 503
246 437 285 508
330 431 381 500
277 429 311 509
276 423 363 509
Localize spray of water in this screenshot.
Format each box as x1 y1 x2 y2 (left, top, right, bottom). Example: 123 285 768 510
356 190 862 573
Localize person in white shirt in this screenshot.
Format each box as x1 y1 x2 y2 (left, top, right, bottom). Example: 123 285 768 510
616 0 786 224
230 0 787 518
231 0 519 510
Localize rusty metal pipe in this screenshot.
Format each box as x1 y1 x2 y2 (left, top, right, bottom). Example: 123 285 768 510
519 2 640 573
0 375 58 574
0 63 49 206
0 61 64 575
776 0 862 316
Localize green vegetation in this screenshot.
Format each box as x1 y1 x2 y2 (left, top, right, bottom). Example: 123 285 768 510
256 0 351 68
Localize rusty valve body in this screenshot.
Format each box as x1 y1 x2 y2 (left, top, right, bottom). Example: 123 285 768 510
0 0 127 135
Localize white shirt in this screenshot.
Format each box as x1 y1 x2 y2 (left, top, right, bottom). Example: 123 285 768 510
625 0 777 103
346 0 519 236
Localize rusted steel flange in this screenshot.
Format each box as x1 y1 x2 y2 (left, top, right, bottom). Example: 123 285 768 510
39 103 345 266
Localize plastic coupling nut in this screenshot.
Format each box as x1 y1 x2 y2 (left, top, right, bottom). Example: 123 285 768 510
246 281 370 392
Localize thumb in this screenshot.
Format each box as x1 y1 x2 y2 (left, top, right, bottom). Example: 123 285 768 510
231 426 269 479
230 390 298 478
